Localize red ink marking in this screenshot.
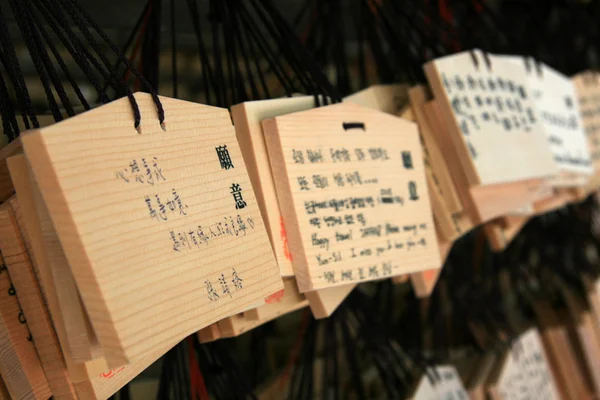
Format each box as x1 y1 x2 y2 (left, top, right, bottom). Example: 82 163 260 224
280 216 292 261
423 269 437 281
99 366 126 379
266 289 285 304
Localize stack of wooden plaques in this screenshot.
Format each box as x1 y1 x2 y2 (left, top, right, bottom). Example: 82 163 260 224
0 95 284 399
2 49 600 399
419 49 599 254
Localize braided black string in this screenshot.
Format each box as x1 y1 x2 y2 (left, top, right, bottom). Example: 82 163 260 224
62 0 164 126
27 0 90 112
33 0 112 105
9 0 64 122
0 5 38 130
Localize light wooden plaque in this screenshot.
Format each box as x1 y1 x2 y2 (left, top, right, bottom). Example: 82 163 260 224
410 365 468 400
487 328 559 400
424 50 557 187
232 97 317 277
263 102 440 292
0 201 77 398
573 71 600 193
232 97 356 318
7 153 106 374
346 85 446 297
74 340 177 400
409 86 464 217
514 58 593 180
0 253 51 400
22 93 282 365
8 154 109 382
425 97 548 225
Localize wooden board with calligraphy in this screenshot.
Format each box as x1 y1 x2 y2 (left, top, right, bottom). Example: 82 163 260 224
423 50 558 224
424 50 557 186
515 58 593 185
409 365 469 400
232 96 357 317
263 102 440 292
232 97 317 277
487 328 559 400
21 93 282 366
345 86 446 297
573 71 600 192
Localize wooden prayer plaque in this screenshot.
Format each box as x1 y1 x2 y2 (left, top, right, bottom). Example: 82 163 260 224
409 86 465 220
410 365 468 400
7 153 107 378
573 71 600 192
232 97 317 277
424 50 557 186
263 102 440 292
8 154 109 382
515 59 593 184
487 328 559 400
346 86 445 297
74 340 177 400
0 254 51 400
232 97 356 316
21 93 282 366
0 200 78 398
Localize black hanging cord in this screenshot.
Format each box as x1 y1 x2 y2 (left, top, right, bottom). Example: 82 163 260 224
61 0 164 127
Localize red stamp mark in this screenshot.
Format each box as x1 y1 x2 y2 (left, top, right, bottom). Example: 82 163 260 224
280 216 292 261
265 289 285 304
423 269 437 281
99 366 126 379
